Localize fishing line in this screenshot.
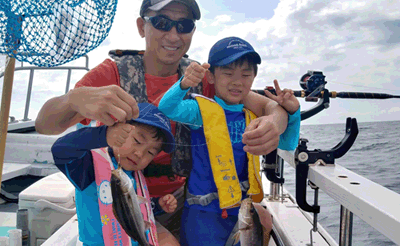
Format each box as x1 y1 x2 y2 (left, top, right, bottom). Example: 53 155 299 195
131 97 255 148
328 81 400 93
131 89 241 147
256 78 399 94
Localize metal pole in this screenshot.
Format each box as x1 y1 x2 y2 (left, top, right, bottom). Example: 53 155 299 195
23 69 34 121
0 56 16 189
270 183 280 201
65 69 72 94
277 156 285 202
339 205 353 246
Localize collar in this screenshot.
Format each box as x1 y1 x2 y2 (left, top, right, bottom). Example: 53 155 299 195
214 96 244 112
107 148 119 169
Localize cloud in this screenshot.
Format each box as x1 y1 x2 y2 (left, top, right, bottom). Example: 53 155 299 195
209 15 233 26
388 107 400 113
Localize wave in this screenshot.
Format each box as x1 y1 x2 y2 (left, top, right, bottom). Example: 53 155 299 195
351 141 389 152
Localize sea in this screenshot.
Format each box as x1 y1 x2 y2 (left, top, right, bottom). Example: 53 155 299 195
282 120 400 246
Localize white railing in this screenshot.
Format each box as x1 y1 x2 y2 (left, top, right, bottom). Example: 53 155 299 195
278 149 400 245
0 55 90 123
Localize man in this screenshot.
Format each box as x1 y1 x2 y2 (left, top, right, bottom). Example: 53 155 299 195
35 0 290 243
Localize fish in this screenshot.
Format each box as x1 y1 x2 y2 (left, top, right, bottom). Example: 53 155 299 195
110 166 151 246
233 198 273 246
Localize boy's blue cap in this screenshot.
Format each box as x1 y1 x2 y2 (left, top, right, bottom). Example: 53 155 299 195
131 103 175 153
208 37 261 66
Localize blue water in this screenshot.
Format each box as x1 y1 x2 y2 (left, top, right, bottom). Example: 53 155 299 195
283 120 400 246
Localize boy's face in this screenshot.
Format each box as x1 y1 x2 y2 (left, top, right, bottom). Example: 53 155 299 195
208 61 255 105
113 124 163 172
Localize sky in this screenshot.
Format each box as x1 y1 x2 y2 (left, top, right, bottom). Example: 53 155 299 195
1 0 399 125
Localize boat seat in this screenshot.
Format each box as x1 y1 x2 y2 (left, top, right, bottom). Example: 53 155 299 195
1 163 32 182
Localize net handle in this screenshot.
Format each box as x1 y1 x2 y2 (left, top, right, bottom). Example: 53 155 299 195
0 55 16 189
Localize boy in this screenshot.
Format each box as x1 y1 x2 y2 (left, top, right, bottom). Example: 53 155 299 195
51 103 179 246
158 36 301 245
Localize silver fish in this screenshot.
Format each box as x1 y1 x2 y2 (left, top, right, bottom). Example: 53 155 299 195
234 198 272 246
110 166 151 246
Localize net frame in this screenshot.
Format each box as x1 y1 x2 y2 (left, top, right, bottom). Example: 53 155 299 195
0 0 117 67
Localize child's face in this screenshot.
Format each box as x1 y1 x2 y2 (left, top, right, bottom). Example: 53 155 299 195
113 124 163 172
208 61 255 105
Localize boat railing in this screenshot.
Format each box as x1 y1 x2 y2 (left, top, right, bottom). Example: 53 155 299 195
0 55 90 123
274 149 400 245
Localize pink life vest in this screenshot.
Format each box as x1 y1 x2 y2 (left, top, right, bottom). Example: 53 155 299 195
92 148 159 246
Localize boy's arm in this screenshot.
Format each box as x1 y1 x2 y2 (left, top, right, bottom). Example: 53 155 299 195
51 126 109 191
158 77 203 129
278 108 301 150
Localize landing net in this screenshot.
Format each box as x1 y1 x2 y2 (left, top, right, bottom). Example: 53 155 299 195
0 0 117 67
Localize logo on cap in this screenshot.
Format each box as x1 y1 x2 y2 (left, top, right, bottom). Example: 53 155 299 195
155 113 170 130
226 40 248 50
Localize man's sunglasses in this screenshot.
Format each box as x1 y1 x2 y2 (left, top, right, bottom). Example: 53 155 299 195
143 15 195 34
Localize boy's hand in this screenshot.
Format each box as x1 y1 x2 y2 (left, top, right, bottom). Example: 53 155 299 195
181 62 210 90
106 123 134 148
159 194 177 213
264 79 300 114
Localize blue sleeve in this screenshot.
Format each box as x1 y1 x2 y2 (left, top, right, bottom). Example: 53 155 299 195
51 125 109 191
158 77 203 130
278 107 301 151
150 197 165 216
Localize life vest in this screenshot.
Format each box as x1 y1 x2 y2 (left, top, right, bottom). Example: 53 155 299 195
191 95 264 209
92 148 158 246
108 50 202 177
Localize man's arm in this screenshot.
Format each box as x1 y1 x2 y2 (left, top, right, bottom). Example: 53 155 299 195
242 91 288 134
241 91 288 155
35 59 139 135
35 93 85 135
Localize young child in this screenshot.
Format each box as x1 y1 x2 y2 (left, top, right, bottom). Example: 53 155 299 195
51 103 179 246
158 36 301 246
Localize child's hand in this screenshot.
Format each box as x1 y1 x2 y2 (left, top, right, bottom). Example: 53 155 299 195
106 123 134 148
264 79 300 114
181 62 210 90
159 194 177 213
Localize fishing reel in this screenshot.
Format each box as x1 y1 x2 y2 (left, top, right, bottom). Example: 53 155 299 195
299 70 327 94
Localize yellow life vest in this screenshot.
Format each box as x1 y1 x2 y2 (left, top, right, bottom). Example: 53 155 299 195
194 95 263 209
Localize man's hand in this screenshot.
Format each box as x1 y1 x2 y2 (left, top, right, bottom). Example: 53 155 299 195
181 62 210 90
67 85 139 126
264 80 300 115
106 123 134 148
159 194 177 213
242 115 280 155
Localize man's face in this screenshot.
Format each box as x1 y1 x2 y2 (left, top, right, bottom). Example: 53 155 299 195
142 2 195 66
114 124 163 172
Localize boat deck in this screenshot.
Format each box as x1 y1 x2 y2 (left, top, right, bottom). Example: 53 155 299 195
0 208 17 237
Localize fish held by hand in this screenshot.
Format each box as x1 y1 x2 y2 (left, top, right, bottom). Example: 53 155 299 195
233 198 272 246
110 167 151 246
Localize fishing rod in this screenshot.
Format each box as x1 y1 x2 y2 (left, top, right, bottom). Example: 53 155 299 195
253 70 400 121
254 70 400 99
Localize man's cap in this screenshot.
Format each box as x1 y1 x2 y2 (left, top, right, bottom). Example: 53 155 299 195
208 37 261 66
130 103 175 153
140 0 201 20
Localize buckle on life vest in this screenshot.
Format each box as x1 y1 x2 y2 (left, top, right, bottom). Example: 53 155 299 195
222 209 228 219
